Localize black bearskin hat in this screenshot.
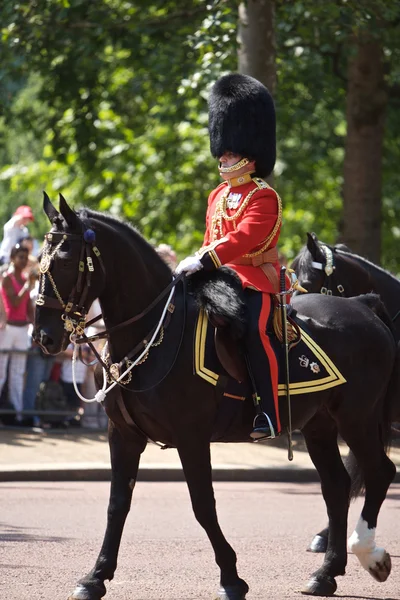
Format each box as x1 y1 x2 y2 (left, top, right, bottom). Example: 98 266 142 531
208 73 276 178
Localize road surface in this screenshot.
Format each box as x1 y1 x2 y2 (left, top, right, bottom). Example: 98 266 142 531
1 481 399 599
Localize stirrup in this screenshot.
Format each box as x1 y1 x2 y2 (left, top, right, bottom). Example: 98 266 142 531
250 412 276 440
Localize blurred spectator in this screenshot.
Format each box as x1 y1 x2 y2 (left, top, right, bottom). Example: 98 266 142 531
155 243 177 270
23 273 54 427
0 205 34 266
19 235 39 275
59 342 91 426
0 244 35 422
0 269 6 330
278 250 288 267
23 344 55 427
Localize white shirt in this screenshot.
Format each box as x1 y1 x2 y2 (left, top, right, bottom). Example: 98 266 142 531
0 217 29 263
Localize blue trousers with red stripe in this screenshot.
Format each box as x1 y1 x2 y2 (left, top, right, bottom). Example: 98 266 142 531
243 289 281 434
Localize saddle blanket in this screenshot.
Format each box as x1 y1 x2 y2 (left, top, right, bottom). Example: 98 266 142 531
194 308 346 400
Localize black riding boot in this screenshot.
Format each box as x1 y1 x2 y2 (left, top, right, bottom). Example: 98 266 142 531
243 289 279 440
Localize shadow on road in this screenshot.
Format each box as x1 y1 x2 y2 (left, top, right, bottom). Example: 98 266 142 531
0 522 67 543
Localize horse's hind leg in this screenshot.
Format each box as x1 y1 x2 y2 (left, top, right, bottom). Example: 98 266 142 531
308 451 358 554
342 422 396 583
301 415 351 597
178 435 249 600
68 421 146 600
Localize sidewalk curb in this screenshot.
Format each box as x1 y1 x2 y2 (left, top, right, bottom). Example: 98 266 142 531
0 465 322 483
1 466 400 484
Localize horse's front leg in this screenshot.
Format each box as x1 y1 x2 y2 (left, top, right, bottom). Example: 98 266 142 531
177 433 249 600
69 421 146 600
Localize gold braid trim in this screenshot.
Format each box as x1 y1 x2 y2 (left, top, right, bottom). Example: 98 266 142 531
210 178 283 258
272 307 301 348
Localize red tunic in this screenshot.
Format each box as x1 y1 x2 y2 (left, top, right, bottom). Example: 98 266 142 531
197 176 282 293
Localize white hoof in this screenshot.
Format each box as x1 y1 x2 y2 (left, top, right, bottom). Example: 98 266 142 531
368 550 392 582
348 517 391 582
68 585 91 600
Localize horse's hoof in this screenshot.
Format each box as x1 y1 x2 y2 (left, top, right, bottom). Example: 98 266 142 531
68 582 106 600
369 551 391 582
301 576 337 596
68 586 92 600
307 534 328 553
214 579 249 599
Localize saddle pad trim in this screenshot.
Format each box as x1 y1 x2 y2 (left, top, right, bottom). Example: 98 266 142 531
194 309 347 395
277 328 346 396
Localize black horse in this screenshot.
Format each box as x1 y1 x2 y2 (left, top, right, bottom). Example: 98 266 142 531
292 232 400 553
292 232 400 340
34 194 398 599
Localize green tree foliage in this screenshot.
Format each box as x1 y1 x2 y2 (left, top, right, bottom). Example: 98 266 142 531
1 0 238 253
276 0 400 269
1 0 400 269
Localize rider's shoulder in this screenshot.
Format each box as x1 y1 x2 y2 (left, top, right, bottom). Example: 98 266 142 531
250 177 278 199
208 182 228 203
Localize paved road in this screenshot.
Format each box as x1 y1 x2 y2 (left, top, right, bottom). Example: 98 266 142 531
1 482 399 600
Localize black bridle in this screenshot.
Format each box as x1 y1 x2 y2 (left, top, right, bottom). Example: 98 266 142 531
36 225 185 389
36 229 106 336
311 244 345 297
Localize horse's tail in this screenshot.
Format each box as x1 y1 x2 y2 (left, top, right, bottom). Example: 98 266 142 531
346 309 399 501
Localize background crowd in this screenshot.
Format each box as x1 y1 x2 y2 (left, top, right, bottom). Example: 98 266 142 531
0 204 178 430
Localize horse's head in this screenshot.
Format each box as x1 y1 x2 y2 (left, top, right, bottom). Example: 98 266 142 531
290 233 330 294
33 193 106 354
291 232 370 297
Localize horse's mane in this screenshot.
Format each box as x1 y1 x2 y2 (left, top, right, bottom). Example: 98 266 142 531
291 245 310 271
335 248 400 286
77 208 247 336
77 207 172 275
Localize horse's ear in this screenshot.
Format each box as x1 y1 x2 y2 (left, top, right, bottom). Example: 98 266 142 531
43 191 60 224
306 232 322 260
59 193 81 230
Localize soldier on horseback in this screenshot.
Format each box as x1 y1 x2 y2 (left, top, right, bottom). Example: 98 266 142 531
176 73 283 440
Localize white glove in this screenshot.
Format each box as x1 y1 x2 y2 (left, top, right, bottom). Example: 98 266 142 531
175 255 203 275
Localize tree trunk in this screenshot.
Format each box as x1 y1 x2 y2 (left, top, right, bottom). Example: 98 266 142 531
238 0 276 95
341 37 387 263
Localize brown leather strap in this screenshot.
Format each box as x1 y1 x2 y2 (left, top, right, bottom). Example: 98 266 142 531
231 248 279 291
260 263 279 292
231 247 278 267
